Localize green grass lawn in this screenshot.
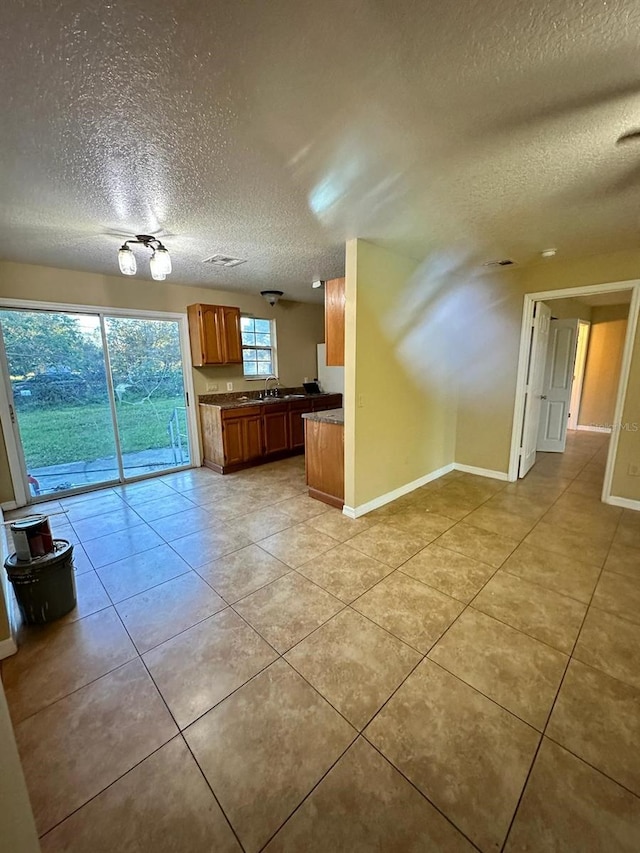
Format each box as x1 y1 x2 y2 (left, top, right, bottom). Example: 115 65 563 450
17 398 186 467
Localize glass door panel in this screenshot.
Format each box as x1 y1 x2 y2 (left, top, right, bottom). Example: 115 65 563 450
0 309 118 497
103 317 191 478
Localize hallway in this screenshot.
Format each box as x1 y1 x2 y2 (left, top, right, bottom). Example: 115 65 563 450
2 430 640 852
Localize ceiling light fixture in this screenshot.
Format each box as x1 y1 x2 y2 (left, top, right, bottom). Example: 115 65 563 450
312 279 324 289
261 290 284 306
118 235 172 281
541 248 557 258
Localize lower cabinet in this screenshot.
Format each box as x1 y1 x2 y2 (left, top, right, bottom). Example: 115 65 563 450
222 413 263 465
199 395 342 474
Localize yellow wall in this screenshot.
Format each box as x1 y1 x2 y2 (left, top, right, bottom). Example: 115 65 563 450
0 261 324 503
578 304 628 428
344 240 457 509
545 297 592 322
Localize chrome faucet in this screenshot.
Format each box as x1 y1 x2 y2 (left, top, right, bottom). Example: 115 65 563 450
264 375 279 398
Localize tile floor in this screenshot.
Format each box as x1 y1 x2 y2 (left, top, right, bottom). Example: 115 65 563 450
2 431 640 851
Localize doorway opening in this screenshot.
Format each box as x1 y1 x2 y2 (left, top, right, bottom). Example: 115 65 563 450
0 304 197 505
509 281 640 504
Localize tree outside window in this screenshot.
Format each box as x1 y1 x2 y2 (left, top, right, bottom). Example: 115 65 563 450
241 317 276 377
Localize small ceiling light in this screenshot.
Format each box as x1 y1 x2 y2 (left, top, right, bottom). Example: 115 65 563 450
118 244 137 275
261 290 284 306
117 235 172 280
312 279 324 289
541 248 557 258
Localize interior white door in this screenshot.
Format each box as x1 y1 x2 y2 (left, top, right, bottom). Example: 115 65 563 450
519 302 551 477
568 321 590 431
537 318 579 452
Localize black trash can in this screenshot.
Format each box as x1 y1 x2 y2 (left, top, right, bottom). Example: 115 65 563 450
4 539 76 625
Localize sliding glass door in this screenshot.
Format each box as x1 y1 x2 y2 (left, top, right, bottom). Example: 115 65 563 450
0 307 192 500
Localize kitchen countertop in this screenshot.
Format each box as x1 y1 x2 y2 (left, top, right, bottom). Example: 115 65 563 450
302 408 344 425
199 390 341 410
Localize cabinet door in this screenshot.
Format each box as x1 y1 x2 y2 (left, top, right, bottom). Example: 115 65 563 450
200 305 225 364
288 409 305 449
325 277 345 366
263 409 289 454
243 415 263 461
221 306 242 363
222 418 245 465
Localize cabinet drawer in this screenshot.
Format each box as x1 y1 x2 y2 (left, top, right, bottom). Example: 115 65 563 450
222 406 261 418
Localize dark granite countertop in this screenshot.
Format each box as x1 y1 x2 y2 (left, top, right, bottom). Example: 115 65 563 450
302 408 344 425
198 389 341 410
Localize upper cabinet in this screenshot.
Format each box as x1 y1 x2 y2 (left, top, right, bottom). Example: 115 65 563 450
325 277 345 366
187 304 242 366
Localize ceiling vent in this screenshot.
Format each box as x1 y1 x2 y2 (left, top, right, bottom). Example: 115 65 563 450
482 258 516 268
202 254 247 268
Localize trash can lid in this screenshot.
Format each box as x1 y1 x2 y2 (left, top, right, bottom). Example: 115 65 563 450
4 539 73 576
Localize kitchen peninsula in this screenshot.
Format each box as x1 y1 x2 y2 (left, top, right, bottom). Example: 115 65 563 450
302 408 344 508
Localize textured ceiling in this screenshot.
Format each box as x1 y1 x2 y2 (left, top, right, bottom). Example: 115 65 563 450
2 0 640 303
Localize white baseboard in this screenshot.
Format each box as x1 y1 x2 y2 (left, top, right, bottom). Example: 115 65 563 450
1 501 17 511
343 463 455 519
453 464 509 481
605 495 640 511
576 425 612 434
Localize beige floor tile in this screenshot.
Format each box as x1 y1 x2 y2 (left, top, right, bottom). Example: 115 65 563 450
352 571 464 653
592 571 640 625
148 505 215 541
483 491 551 521
604 542 640 580
304 508 372 542
96 544 191 602
116 572 226 653
117 480 178 507
40 737 241 853
82 523 164 569
552 491 623 522
385 509 455 541
129 492 199 523
429 609 567 729
285 608 420 729
472 572 587 653
231 506 296 542
296 543 392 603
400 543 496 603
464 505 536 541
523 521 612 567
265 737 475 853
614 519 640 551
365 659 539 852
347 522 428 568
3 607 136 724
259 523 337 568
234 572 343 653
436 523 519 568
542 504 620 539
70 505 143 542
143 607 277 728
416 491 479 521
196 543 290 603
573 606 640 689
185 660 355 853
169 522 253 568
61 492 127 523
501 543 600 603
276 493 330 521
505 738 640 853
15 659 177 835
547 659 640 796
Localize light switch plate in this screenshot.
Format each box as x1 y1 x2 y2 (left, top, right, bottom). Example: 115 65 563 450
226 382 233 391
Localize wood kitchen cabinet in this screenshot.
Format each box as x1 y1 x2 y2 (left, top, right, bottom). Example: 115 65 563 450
187 304 242 366
263 404 289 455
199 394 342 473
325 277 345 366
